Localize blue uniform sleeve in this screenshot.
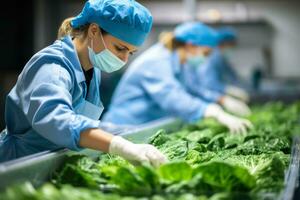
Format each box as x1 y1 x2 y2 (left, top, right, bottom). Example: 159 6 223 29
25 64 100 151
139 59 209 122
222 58 239 85
182 64 223 103
189 84 223 103
200 50 240 93
200 53 226 93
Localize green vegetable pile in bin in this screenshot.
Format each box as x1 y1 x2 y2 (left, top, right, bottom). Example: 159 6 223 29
2 101 300 200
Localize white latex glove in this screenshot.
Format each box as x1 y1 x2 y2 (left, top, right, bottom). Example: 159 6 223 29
226 85 249 102
109 136 168 167
204 104 253 134
221 95 251 117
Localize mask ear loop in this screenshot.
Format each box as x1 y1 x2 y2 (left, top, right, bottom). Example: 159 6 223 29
90 38 94 50
89 28 106 51
99 29 108 49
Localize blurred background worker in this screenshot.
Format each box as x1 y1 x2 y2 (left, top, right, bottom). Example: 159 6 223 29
0 0 167 166
199 27 250 103
182 27 251 117
103 22 252 134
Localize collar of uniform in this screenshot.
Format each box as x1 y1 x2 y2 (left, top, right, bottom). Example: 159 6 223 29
60 35 86 83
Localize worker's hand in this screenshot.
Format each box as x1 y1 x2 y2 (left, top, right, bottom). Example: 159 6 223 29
225 85 249 102
204 104 253 134
109 136 168 167
221 95 251 117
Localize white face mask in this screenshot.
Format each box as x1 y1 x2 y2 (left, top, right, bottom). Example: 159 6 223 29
222 48 234 60
187 53 207 68
88 32 126 73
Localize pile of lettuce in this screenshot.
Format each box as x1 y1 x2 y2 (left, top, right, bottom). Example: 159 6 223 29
2 101 300 200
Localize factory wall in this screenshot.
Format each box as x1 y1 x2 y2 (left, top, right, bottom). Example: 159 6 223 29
31 0 300 80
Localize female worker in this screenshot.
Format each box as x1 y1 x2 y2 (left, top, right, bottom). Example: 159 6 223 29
0 0 167 166
178 27 252 117
103 22 252 134
199 27 250 103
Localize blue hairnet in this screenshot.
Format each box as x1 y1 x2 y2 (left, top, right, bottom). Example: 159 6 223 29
217 27 237 43
71 0 153 46
174 22 218 47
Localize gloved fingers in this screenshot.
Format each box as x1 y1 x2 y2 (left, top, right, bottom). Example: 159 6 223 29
234 125 244 134
242 119 253 129
229 121 247 135
152 148 168 163
227 124 237 134
120 143 166 167
157 153 168 164
238 123 247 135
137 154 150 164
219 119 233 133
233 127 241 134
147 145 168 166
229 127 236 134
147 151 165 167
128 154 149 166
145 151 159 167
146 150 167 167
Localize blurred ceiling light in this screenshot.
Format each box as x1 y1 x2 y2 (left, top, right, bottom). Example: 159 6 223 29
205 9 222 22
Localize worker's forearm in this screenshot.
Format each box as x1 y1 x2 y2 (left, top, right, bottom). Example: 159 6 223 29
79 128 114 152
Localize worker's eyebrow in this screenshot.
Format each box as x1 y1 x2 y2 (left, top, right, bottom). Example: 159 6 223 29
114 42 137 52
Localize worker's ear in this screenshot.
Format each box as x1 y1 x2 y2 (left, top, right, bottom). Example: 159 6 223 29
88 23 100 39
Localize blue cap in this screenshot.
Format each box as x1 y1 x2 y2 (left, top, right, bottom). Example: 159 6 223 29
217 27 237 43
174 22 218 47
71 0 153 46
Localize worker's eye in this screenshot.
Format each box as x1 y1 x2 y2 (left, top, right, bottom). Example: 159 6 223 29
114 45 127 53
113 43 136 56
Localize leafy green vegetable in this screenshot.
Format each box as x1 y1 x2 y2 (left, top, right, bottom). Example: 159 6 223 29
185 129 215 143
159 140 189 160
111 165 153 196
207 135 225 151
3 101 300 200
148 129 170 147
193 161 256 192
54 155 104 188
158 161 193 184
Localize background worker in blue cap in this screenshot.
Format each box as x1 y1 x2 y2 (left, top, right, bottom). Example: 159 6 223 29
0 0 167 166
103 22 253 134
199 27 250 104
181 27 251 117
